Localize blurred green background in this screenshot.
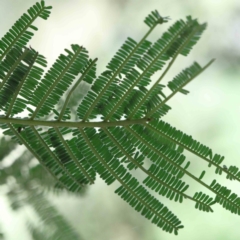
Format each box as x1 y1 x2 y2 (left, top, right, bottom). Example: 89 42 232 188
0 0 240 239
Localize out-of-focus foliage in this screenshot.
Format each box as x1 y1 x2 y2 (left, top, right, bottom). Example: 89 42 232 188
0 137 16 161
0 148 84 239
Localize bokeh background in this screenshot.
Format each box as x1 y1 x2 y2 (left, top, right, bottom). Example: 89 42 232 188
0 0 240 239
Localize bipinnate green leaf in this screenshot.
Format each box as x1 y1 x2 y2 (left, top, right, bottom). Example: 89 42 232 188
0 1 239 235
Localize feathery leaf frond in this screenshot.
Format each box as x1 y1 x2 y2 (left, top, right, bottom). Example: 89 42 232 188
0 1 239 235
0 1 51 61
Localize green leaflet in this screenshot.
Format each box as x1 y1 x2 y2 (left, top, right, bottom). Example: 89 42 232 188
0 1 239 236
0 1 51 61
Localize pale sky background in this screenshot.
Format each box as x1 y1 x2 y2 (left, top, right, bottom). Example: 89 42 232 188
1 0 240 239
